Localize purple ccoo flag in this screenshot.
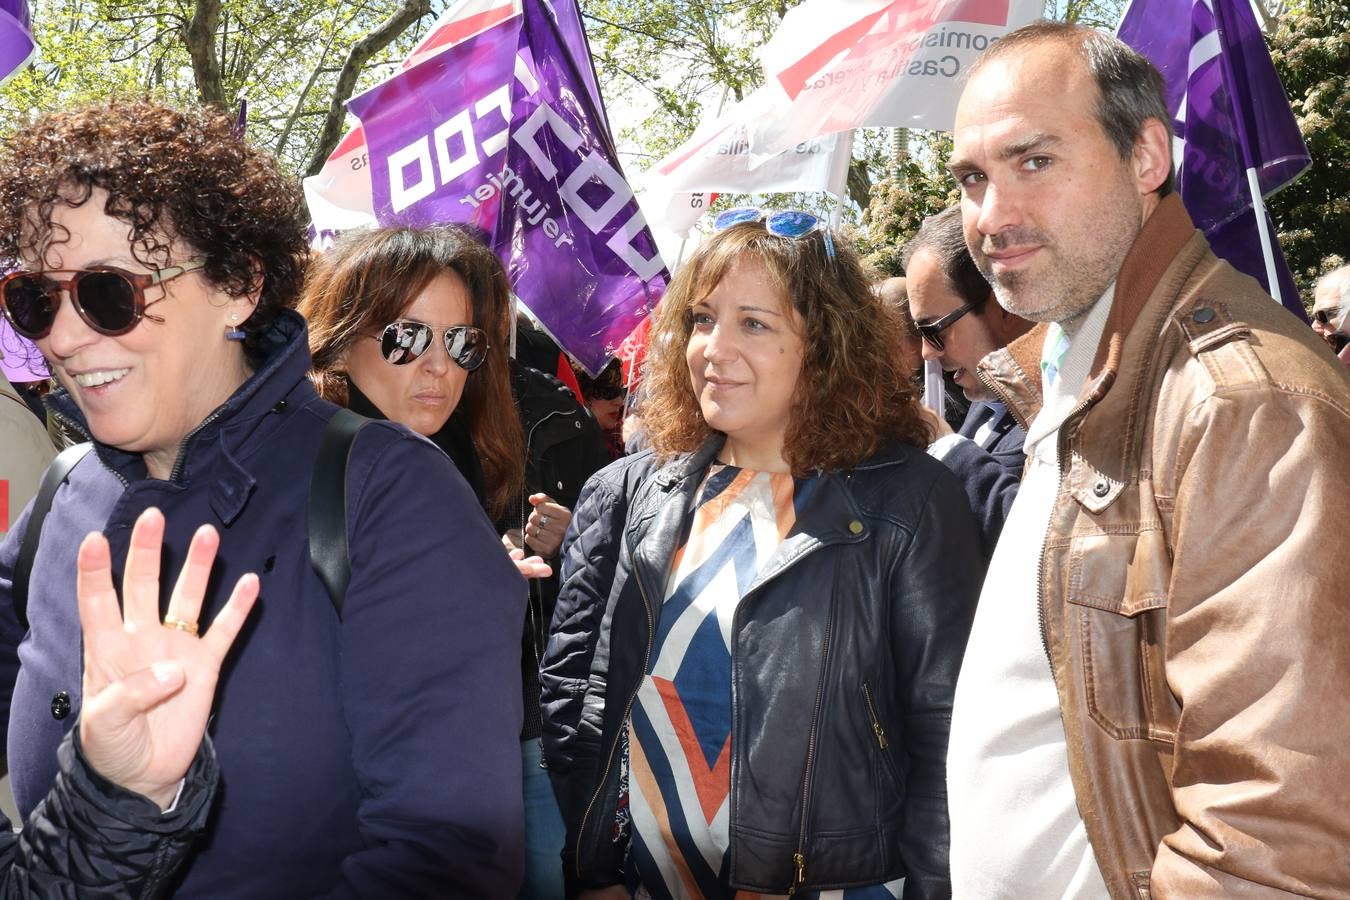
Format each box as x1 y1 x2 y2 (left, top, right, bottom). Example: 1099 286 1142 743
1118 0 1310 316
0 0 35 87
0 318 49 384
346 0 666 375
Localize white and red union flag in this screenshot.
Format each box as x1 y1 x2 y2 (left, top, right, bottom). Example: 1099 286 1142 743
304 0 520 243
636 188 718 240
748 0 1042 159
645 87 854 197
636 86 852 238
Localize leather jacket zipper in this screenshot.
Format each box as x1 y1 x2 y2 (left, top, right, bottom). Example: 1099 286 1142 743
576 471 847 888
861 682 888 750
975 367 1030 431
787 594 835 895
972 361 1058 676
573 548 656 879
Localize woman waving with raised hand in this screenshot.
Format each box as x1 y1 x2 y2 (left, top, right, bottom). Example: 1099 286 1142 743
543 211 983 900
0 100 526 898
0 507 253 896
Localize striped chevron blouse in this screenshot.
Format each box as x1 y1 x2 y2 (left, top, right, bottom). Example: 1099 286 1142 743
627 464 903 900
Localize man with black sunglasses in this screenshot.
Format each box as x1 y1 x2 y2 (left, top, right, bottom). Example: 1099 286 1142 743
904 210 1031 408
1311 265 1350 367
903 206 1032 557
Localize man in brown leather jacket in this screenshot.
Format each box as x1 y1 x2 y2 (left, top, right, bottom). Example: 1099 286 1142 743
944 22 1350 900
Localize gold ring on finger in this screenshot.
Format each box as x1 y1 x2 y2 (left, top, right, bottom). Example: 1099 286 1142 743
163 617 199 636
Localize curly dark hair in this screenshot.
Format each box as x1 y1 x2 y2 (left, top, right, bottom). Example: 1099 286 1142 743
642 221 933 474
299 226 525 522
0 98 309 367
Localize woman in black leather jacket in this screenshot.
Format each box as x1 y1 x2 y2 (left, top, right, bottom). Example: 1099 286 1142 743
541 212 982 900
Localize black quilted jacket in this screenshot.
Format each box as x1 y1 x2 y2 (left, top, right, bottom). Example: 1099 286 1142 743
3 729 216 898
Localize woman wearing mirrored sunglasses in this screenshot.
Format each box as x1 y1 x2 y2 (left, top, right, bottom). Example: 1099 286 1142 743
0 100 526 897
303 226 525 527
542 216 983 900
302 224 611 899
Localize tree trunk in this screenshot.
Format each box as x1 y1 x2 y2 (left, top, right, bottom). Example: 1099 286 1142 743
303 0 432 178
848 158 871 212
185 0 226 106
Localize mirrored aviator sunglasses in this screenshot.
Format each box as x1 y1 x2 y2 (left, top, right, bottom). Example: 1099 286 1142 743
377 320 490 372
712 207 837 262
0 261 206 340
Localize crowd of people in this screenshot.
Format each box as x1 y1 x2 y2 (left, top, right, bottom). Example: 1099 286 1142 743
0 19 1346 900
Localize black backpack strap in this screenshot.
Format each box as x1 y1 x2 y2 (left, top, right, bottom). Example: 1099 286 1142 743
308 409 369 619
13 442 93 631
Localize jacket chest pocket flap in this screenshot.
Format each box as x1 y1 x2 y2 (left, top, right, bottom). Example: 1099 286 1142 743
1067 528 1179 743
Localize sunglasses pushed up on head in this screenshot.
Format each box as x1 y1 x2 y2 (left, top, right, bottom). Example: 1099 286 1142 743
712 207 837 262
373 319 490 372
0 260 206 339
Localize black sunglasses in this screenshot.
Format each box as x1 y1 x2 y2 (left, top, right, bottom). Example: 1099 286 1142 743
0 260 206 339
1313 308 1340 327
916 300 980 352
373 319 489 371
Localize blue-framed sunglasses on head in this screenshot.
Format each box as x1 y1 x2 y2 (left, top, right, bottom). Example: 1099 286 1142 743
712 207 837 262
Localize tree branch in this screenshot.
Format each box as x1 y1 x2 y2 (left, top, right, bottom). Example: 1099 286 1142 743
303 0 432 177
276 7 345 159
183 0 226 105
581 11 686 49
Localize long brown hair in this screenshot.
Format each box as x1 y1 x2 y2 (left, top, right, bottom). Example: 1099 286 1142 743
300 226 524 520
642 221 932 474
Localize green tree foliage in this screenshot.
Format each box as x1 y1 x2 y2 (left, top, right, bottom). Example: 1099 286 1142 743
584 0 895 218
1266 0 1350 300
584 0 793 167
4 0 1341 288
0 0 438 175
853 131 958 276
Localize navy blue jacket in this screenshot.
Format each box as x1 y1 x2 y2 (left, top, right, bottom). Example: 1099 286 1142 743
0 311 526 898
957 402 1025 473
933 402 1026 560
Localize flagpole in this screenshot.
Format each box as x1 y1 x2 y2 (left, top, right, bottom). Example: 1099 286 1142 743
1210 0 1284 305
1245 168 1282 305
509 293 519 358
829 129 855 230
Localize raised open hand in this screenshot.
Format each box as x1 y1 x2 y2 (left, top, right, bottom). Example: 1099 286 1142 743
77 508 257 809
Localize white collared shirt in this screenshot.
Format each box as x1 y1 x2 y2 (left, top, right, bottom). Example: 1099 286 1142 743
948 285 1116 900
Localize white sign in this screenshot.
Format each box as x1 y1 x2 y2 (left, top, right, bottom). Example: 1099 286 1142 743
748 0 1044 160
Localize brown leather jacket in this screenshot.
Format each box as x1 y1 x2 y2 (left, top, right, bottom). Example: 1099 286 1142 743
976 195 1350 899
